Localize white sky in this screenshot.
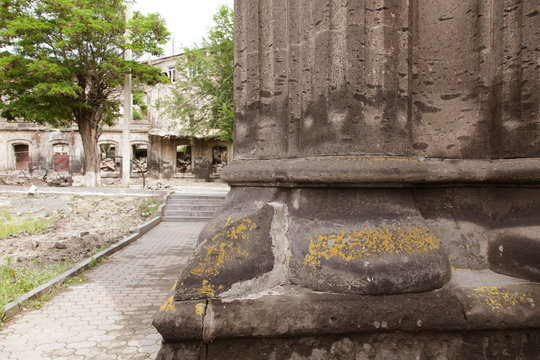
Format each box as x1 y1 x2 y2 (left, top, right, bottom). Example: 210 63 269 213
133 0 234 58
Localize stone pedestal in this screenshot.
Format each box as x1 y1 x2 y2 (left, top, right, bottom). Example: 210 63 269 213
154 0 540 358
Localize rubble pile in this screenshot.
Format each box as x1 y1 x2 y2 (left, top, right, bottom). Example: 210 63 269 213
147 181 172 190
177 159 191 173
100 158 117 172
45 171 73 187
131 158 148 173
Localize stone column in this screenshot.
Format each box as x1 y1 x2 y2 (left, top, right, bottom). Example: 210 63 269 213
154 1 540 358
122 0 134 187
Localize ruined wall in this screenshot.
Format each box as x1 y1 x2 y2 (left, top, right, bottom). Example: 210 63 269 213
0 121 84 174
0 120 149 176
233 0 539 160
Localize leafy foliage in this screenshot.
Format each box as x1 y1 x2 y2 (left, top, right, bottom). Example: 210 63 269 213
0 0 169 184
161 5 234 143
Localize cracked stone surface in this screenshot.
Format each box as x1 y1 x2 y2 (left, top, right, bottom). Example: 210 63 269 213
0 222 205 359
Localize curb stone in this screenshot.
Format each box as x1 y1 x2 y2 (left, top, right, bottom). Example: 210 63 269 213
1 191 172 322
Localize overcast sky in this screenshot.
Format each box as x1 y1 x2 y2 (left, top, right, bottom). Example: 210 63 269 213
133 0 234 58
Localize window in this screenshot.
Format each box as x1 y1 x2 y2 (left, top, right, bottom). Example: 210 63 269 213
100 143 116 159
163 66 176 83
53 144 69 155
132 144 148 160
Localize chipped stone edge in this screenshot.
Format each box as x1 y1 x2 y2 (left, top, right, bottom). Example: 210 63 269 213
1 191 172 322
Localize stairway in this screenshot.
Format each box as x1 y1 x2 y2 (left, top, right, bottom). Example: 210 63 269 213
161 194 226 222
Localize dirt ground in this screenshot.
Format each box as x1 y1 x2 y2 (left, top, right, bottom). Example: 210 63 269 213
0 192 161 268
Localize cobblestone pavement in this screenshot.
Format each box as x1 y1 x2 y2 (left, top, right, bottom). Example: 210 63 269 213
0 222 206 360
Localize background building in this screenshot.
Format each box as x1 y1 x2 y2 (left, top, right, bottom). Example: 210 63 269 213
0 54 231 182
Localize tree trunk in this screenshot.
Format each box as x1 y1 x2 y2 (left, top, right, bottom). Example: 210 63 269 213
77 117 101 187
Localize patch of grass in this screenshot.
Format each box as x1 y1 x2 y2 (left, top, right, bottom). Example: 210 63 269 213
25 294 50 310
0 206 10 220
0 207 56 239
1 257 71 319
64 275 85 286
139 198 160 218
97 244 109 252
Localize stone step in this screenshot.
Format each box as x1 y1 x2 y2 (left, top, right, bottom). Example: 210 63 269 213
165 205 222 211
166 200 224 206
168 195 225 201
162 216 213 222
163 210 216 217
162 195 225 222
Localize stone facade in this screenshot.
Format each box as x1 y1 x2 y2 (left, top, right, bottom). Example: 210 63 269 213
154 0 539 358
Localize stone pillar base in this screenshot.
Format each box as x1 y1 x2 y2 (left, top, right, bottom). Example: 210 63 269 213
157 331 540 360
169 184 451 301
154 270 540 360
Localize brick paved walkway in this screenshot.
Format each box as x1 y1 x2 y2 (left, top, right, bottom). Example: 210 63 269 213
0 222 206 360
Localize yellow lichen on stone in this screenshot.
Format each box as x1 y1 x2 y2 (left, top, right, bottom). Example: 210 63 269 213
471 286 535 311
304 224 440 268
170 280 178 292
159 295 176 313
200 280 215 297
187 218 257 278
195 302 206 315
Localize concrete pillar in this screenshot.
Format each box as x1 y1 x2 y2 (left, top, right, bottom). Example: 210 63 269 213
121 0 134 187
154 1 540 358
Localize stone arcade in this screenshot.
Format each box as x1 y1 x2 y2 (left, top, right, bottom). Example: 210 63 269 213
154 0 540 358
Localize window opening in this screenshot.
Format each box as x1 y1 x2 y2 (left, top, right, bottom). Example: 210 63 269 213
131 144 148 174
100 143 118 173
212 146 228 174
176 145 192 173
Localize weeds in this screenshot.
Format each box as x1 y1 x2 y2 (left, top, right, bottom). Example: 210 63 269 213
139 198 160 218
0 206 55 239
0 257 71 319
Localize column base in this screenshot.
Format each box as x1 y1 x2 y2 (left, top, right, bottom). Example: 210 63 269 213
154 269 540 359
169 187 451 300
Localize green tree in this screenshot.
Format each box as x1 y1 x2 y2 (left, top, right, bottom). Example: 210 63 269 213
162 5 234 143
0 0 169 186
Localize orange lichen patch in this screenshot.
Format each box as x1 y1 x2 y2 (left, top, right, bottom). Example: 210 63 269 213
470 286 536 311
159 295 176 313
304 223 440 268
